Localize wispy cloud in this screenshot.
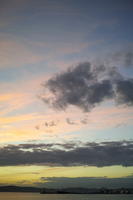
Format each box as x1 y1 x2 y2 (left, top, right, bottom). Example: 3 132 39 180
0 92 33 116
0 37 43 69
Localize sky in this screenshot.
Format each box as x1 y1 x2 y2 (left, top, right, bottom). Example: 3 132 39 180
0 0 133 188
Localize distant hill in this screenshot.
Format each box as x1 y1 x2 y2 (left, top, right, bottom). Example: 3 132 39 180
0 185 40 192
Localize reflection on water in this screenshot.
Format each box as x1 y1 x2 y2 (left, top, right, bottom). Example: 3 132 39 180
0 193 133 200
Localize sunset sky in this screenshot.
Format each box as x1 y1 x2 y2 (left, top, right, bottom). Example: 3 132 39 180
0 0 133 188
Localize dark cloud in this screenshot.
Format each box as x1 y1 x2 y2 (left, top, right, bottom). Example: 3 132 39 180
35 121 57 130
41 62 133 111
66 118 76 125
44 121 57 127
37 176 133 188
0 141 133 167
116 79 133 106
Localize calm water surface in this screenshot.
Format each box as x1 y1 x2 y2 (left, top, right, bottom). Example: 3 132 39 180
0 193 133 200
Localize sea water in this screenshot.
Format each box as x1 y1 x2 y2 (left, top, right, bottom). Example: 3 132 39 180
0 193 133 200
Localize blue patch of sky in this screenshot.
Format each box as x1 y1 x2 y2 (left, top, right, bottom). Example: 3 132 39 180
0 61 57 83
67 125 133 143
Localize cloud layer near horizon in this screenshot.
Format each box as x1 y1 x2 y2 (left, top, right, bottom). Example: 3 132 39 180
41 62 133 111
37 176 133 188
0 141 133 167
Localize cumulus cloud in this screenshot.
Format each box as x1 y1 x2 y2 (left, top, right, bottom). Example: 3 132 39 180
0 141 133 167
41 62 133 111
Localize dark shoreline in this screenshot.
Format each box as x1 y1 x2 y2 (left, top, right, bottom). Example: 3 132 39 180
0 186 133 194
40 187 133 194
0 186 40 193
